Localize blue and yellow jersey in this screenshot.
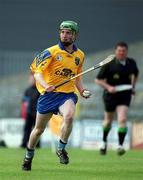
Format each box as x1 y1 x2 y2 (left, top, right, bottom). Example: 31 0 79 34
30 42 85 94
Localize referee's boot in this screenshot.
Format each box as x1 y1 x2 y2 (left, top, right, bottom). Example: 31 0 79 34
100 142 107 155
56 149 69 164
117 145 126 156
22 157 33 171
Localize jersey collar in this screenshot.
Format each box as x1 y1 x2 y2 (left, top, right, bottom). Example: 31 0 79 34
115 58 129 65
58 41 78 53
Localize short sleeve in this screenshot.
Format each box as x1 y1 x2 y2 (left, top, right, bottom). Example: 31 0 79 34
131 60 139 77
96 64 109 79
77 52 85 79
77 59 84 75
30 49 52 73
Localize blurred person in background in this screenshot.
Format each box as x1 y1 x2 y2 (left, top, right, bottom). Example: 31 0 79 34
95 42 139 156
22 20 91 171
0 139 7 148
20 72 40 148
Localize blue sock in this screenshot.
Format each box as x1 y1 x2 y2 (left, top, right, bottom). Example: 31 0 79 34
58 139 67 150
25 147 35 159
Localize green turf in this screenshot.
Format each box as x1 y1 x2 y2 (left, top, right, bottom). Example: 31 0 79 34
0 148 143 180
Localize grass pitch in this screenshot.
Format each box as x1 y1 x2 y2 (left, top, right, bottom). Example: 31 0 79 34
0 148 142 180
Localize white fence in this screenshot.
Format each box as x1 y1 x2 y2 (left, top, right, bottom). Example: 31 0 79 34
0 118 131 150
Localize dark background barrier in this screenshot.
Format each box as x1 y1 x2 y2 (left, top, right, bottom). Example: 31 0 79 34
1 0 143 53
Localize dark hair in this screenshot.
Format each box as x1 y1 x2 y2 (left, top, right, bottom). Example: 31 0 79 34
115 41 128 49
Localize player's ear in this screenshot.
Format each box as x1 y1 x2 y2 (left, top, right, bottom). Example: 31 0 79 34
73 33 78 41
59 30 61 35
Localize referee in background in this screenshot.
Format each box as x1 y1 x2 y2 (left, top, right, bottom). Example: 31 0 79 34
95 42 139 155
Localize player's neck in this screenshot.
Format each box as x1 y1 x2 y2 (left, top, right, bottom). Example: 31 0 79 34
64 44 74 54
116 58 126 66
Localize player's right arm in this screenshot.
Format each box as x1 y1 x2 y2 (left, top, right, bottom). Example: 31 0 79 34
96 79 116 93
34 73 55 92
30 49 55 92
95 65 116 93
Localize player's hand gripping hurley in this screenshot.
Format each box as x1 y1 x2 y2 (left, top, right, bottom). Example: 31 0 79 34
55 54 115 89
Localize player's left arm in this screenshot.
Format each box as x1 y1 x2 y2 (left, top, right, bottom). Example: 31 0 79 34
75 59 91 98
75 77 84 94
131 60 139 94
131 74 138 88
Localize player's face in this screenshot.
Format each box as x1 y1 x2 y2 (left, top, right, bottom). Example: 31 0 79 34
60 29 76 46
115 46 128 60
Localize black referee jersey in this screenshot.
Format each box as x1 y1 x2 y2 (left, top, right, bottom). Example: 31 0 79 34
96 57 139 111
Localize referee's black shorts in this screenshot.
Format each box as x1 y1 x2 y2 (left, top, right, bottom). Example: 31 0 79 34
103 91 132 112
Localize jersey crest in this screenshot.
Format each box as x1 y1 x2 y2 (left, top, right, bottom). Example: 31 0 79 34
75 57 80 66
